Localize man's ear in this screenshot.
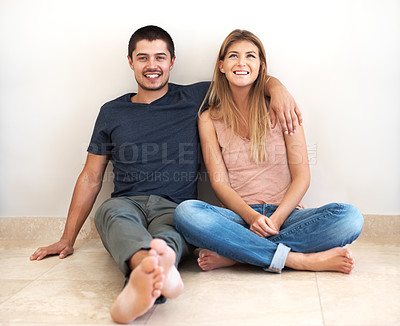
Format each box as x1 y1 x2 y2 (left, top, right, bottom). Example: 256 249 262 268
127 55 134 70
169 56 176 71
218 60 225 74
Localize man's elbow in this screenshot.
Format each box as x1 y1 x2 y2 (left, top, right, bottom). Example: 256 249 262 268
79 170 103 192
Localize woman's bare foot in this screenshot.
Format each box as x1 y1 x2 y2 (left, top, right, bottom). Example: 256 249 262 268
110 256 164 324
197 249 237 271
148 238 184 299
285 247 355 274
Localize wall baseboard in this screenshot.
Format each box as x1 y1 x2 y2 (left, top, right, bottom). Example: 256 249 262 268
0 216 97 241
359 214 400 238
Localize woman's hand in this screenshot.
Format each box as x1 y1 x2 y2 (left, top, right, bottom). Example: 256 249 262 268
249 213 279 238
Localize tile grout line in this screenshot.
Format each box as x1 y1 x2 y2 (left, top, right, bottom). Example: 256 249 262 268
0 253 65 308
0 278 34 308
0 263 60 309
315 273 326 326
34 256 66 279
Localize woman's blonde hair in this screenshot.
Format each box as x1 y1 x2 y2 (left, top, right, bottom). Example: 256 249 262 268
201 29 271 164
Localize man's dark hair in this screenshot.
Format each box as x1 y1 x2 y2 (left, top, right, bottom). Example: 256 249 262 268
128 25 175 59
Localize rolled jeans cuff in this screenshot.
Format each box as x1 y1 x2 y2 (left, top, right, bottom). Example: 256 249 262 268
265 243 291 273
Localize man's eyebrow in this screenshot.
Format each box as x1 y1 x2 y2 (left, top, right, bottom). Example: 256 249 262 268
136 52 168 57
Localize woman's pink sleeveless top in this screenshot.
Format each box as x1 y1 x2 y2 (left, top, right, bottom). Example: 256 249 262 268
212 118 305 208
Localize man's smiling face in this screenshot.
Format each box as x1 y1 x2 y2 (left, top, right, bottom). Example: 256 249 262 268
128 39 175 93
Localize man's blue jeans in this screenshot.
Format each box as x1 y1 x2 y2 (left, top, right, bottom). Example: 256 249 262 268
174 200 363 272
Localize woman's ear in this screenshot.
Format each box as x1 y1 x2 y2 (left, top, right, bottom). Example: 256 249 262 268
218 60 225 74
260 61 266 73
258 61 266 79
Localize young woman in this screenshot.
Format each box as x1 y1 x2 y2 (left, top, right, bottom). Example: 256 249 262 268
174 30 363 274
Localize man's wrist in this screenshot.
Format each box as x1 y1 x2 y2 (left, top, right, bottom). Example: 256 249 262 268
60 234 75 246
265 76 285 96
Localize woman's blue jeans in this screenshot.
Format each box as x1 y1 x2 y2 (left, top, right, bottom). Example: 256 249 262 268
174 200 363 273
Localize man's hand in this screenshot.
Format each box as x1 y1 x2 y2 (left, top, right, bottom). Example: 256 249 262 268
30 239 74 261
249 213 279 238
268 81 303 135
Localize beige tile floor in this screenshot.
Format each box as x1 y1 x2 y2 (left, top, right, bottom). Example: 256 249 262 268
0 236 399 326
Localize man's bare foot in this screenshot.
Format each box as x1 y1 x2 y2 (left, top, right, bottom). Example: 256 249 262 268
148 239 184 299
110 256 164 324
285 247 355 274
197 249 237 271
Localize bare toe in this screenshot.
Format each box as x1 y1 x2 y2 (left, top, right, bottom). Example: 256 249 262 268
150 239 183 299
140 256 158 273
110 256 162 324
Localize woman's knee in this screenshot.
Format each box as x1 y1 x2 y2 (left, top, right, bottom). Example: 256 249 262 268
337 203 364 239
174 199 216 234
174 200 204 224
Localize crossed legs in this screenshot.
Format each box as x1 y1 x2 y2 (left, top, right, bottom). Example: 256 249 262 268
175 200 363 274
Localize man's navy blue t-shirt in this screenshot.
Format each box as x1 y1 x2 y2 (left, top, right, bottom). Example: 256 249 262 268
87 82 210 204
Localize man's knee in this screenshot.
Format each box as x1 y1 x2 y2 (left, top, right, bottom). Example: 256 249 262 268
95 197 143 225
95 198 123 221
94 198 118 233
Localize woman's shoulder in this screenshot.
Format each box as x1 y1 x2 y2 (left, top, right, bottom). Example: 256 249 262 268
200 109 211 120
200 110 224 127
199 110 213 129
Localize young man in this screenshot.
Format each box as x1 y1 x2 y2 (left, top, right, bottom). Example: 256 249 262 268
30 26 302 323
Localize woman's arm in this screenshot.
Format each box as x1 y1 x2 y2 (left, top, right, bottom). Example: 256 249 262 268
199 111 278 238
265 76 303 135
268 125 310 230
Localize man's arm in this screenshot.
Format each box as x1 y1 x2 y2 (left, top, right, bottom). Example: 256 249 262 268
265 76 303 135
30 153 110 261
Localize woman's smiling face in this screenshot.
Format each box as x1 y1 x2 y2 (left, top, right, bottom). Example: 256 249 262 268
219 40 261 90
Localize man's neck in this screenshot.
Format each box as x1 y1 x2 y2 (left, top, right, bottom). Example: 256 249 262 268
131 85 169 104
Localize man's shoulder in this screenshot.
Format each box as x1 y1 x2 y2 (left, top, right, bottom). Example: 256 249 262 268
100 93 132 111
168 81 210 94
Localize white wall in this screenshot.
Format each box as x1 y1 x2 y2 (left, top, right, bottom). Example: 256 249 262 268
0 0 399 217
